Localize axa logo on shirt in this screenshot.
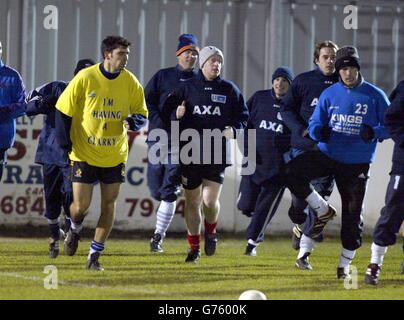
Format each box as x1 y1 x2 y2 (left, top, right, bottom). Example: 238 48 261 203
259 120 283 133
310 98 319 106
192 105 221 116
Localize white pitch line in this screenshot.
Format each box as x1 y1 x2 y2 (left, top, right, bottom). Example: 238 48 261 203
0 272 166 295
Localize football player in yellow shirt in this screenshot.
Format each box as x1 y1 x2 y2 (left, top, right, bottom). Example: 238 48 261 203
56 36 148 270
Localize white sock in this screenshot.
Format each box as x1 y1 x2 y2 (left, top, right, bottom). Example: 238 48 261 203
71 220 83 234
47 218 59 225
155 200 176 239
297 234 316 259
370 242 388 265
305 191 329 215
88 240 104 259
247 239 260 247
338 248 356 268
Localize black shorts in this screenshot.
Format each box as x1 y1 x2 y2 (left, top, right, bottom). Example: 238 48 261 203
181 164 226 190
70 161 125 184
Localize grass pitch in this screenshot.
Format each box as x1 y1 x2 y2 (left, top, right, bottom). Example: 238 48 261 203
0 236 403 300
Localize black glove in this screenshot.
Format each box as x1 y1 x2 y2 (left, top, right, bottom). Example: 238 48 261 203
42 95 58 108
241 210 253 218
360 124 375 142
290 131 317 151
319 126 331 142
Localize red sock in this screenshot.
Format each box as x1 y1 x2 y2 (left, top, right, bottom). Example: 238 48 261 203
187 234 200 250
204 220 217 235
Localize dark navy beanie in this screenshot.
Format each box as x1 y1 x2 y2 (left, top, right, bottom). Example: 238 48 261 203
74 59 95 76
272 66 294 84
176 34 199 56
335 46 360 72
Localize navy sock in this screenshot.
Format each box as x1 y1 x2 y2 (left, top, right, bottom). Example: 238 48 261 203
63 217 71 233
49 223 60 240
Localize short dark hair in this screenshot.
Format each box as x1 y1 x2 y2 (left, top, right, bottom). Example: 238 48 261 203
101 36 131 59
313 40 338 64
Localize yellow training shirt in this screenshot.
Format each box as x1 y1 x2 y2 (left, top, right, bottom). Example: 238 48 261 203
56 64 148 167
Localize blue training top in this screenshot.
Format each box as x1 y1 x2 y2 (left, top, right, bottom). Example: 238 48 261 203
0 59 26 149
308 76 390 164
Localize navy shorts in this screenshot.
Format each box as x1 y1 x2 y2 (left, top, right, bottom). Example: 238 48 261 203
0 148 7 165
147 162 181 202
181 164 226 190
70 161 125 184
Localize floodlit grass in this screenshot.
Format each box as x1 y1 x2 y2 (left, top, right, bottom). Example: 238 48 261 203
0 236 403 300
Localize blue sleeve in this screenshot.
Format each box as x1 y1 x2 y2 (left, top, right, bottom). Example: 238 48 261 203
161 86 185 121
0 72 26 119
144 72 164 128
125 114 148 132
0 102 26 119
384 97 404 146
371 92 390 140
228 86 249 131
280 80 305 134
55 110 72 151
13 72 26 118
308 93 330 141
246 95 255 114
239 95 255 156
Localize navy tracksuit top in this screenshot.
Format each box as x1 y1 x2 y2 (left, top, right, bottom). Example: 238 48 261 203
280 67 339 151
386 80 404 175
26 81 69 166
163 70 249 165
245 89 290 183
144 65 198 143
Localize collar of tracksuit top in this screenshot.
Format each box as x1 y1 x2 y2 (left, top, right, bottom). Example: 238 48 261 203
196 69 221 83
270 88 283 103
339 72 364 90
175 64 196 78
0 59 4 68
